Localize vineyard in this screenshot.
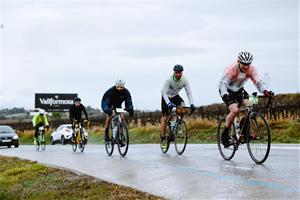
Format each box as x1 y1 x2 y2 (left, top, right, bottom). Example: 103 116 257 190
1 93 299 131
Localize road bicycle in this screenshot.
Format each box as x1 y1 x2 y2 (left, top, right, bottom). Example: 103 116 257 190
217 92 274 164
72 120 89 152
160 106 194 155
36 126 46 151
105 108 129 157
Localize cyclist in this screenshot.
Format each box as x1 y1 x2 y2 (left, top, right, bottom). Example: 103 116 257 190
160 64 196 141
101 80 134 143
69 97 89 140
32 109 49 145
218 51 273 148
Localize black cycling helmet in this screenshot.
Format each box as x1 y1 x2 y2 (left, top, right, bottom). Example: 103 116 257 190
74 97 81 102
173 64 184 72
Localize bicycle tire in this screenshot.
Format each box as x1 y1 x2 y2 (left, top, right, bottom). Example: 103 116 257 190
217 116 236 160
174 120 188 155
247 112 271 164
72 133 77 152
79 132 85 152
105 123 114 156
79 141 85 152
35 133 42 151
117 123 129 157
41 134 46 151
35 137 40 151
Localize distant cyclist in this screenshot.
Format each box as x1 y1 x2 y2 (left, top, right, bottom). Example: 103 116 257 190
32 109 49 145
160 64 196 141
69 97 89 138
101 80 134 142
218 51 273 148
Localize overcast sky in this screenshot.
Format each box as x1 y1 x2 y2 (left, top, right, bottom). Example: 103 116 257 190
0 0 299 111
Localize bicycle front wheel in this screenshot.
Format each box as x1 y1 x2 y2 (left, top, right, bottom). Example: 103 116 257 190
247 113 271 164
41 134 46 151
72 135 77 152
217 117 236 160
79 133 85 152
174 120 187 155
117 123 129 157
35 137 40 151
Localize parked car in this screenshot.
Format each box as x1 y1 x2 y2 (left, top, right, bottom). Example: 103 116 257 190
50 124 88 145
0 125 19 148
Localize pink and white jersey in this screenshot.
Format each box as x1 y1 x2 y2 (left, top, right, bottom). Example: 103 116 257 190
218 62 266 97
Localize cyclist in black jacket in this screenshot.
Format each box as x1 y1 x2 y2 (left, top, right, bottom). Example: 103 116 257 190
69 97 89 138
101 80 134 142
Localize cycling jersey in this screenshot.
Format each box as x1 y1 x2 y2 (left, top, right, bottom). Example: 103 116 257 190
32 114 49 127
161 75 194 105
101 86 134 116
218 62 266 97
69 104 88 122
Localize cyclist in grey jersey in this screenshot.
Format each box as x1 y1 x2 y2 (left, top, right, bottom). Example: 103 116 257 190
162 75 194 106
160 64 196 140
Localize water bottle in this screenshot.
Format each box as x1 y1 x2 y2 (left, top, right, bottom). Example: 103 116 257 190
112 126 117 138
170 120 176 132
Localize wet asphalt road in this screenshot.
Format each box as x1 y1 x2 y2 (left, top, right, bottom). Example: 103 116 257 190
0 144 299 200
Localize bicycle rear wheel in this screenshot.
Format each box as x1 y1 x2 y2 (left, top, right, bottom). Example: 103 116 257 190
247 113 271 164
117 123 129 157
35 138 40 151
72 134 77 152
78 132 85 152
105 123 114 156
174 120 188 155
217 117 236 160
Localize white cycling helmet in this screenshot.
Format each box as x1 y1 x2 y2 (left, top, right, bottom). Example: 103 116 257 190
39 109 45 115
115 79 125 87
238 51 253 64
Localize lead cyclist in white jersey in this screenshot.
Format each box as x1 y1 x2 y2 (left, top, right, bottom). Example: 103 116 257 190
160 64 196 141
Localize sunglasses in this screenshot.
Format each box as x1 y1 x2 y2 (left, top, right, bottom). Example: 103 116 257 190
116 86 124 89
240 62 251 66
174 71 183 74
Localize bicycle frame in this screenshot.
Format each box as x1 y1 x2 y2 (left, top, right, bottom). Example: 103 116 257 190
72 120 89 152
111 109 126 140
160 106 194 155
36 126 46 151
105 108 130 157
167 106 193 134
73 121 83 143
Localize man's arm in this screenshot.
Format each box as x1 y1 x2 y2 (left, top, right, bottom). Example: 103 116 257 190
161 79 171 104
250 67 266 94
82 105 89 120
125 90 134 116
32 114 37 127
183 78 194 105
69 107 74 122
44 116 49 127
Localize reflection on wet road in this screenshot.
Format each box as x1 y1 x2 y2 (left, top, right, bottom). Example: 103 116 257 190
0 144 299 199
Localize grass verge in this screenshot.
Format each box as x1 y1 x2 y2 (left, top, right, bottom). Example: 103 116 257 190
0 156 164 200
18 119 300 144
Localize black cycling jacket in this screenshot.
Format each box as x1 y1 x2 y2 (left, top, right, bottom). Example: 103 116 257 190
69 104 89 122
101 86 134 115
